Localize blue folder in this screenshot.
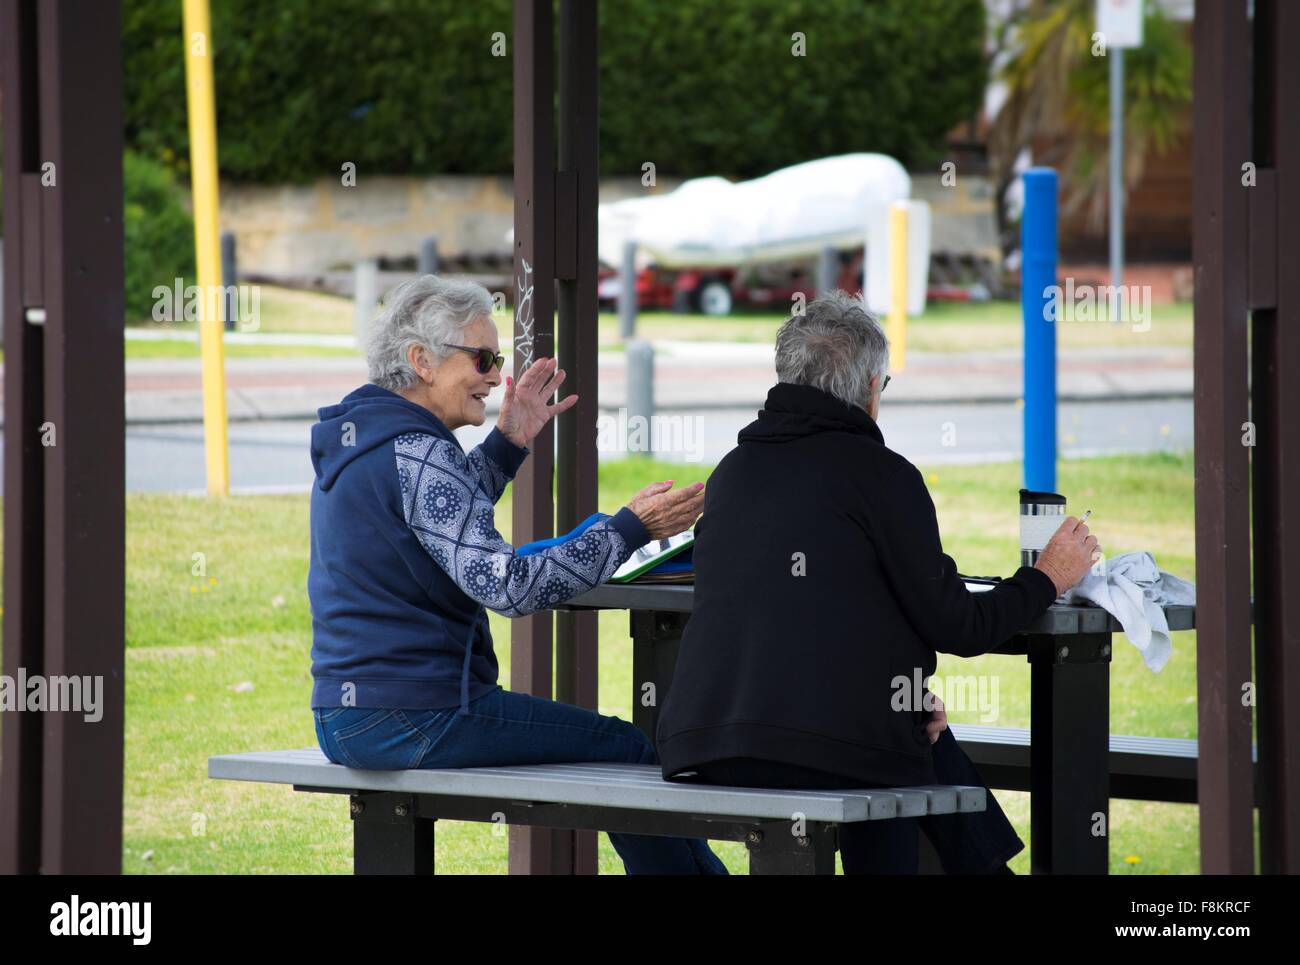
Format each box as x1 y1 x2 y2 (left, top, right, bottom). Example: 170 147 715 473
517 512 695 581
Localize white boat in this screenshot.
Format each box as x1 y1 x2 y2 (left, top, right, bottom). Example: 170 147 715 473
597 152 912 271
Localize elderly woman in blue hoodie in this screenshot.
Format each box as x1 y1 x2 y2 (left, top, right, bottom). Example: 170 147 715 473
308 274 724 874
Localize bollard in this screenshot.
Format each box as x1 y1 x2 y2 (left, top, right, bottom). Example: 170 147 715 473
221 230 237 331
1021 168 1058 492
619 240 638 340
817 245 838 297
625 338 655 459
887 202 909 372
419 236 440 276
354 258 379 349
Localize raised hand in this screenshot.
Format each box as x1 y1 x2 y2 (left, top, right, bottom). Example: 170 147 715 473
497 356 578 449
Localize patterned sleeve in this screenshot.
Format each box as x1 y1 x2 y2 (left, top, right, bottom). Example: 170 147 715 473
396 432 651 616
464 426 530 504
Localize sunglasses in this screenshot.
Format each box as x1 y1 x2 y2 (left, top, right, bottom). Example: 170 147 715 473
442 344 505 375
881 374 891 393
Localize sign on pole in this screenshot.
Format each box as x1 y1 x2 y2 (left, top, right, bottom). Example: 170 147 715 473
1096 0 1144 49
1097 0 1144 295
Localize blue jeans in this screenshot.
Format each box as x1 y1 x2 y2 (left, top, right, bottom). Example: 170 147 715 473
313 685 727 875
685 727 1024 874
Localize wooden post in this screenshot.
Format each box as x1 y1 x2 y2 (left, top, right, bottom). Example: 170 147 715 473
555 0 602 874
1249 0 1300 874
0 0 126 874
510 0 564 874
1191 0 1255 874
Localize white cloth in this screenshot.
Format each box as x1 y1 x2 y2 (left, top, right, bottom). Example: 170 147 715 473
1059 552 1196 673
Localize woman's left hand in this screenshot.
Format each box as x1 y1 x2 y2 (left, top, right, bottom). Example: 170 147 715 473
498 356 578 449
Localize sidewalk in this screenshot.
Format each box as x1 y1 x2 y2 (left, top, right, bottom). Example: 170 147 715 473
0 342 1194 426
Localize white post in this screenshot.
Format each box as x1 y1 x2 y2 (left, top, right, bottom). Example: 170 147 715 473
354 258 378 349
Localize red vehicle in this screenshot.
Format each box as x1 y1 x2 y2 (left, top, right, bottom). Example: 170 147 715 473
597 250 992 315
597 259 862 316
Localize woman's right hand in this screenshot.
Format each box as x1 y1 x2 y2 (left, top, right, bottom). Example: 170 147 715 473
627 480 706 541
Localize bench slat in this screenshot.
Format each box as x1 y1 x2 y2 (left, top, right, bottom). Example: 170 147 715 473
481 765 941 819
208 749 985 823
947 723 1258 804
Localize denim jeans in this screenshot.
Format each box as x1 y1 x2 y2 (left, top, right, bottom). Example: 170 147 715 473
313 685 727 875
685 727 1024 874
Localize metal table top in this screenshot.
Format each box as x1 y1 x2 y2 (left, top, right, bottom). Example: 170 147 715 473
561 582 1195 637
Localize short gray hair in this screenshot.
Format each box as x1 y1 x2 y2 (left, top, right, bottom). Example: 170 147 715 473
365 274 495 391
773 290 890 409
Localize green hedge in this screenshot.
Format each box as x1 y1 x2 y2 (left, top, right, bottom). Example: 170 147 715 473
0 150 193 321
124 0 985 183
124 151 195 321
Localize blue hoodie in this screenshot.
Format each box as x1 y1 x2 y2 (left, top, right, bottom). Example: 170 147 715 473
308 384 650 713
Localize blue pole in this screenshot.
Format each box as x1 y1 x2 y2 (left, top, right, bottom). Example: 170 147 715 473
1021 168 1057 492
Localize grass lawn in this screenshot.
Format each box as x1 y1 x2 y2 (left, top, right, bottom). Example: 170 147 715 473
123 286 360 360
1 450 1226 873
122 339 362 361
115 286 1193 361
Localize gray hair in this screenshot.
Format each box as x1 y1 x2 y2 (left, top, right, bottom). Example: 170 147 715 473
365 274 495 391
773 290 890 409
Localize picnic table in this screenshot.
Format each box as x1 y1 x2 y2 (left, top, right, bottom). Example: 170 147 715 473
561 582 1197 875
209 583 1202 874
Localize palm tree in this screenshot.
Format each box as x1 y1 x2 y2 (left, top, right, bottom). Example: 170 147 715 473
988 0 1192 253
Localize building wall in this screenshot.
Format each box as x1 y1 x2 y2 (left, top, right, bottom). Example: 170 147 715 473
1058 128 1193 261
218 171 1001 276
220 176 682 275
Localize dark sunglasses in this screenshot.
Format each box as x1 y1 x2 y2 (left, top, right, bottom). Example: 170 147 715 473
881 374 891 393
442 344 505 374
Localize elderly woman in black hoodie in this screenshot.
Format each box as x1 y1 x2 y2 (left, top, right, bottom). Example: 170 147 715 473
655 290 1099 874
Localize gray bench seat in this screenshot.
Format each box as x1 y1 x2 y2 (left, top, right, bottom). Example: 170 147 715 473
948 723 1256 804
208 747 987 874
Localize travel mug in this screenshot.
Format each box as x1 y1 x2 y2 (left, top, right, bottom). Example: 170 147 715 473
1020 488 1066 568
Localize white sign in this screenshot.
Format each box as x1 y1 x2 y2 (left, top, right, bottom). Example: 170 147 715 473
1097 0 1144 49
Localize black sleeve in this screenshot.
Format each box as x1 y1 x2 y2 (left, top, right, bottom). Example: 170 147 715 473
871 462 1059 657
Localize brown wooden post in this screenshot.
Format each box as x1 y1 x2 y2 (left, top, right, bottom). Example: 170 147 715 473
0 0 45 876
0 0 126 874
1250 0 1300 874
555 0 602 875
510 0 569 874
1191 0 1256 874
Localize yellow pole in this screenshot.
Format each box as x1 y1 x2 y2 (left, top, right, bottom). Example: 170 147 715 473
182 0 230 496
887 201 908 373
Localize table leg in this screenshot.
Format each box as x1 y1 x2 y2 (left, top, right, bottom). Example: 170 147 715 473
1028 632 1112 874
351 792 435 875
746 821 838 874
918 830 945 873
630 609 687 743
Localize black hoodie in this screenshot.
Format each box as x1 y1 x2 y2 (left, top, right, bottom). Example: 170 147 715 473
655 382 1058 786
